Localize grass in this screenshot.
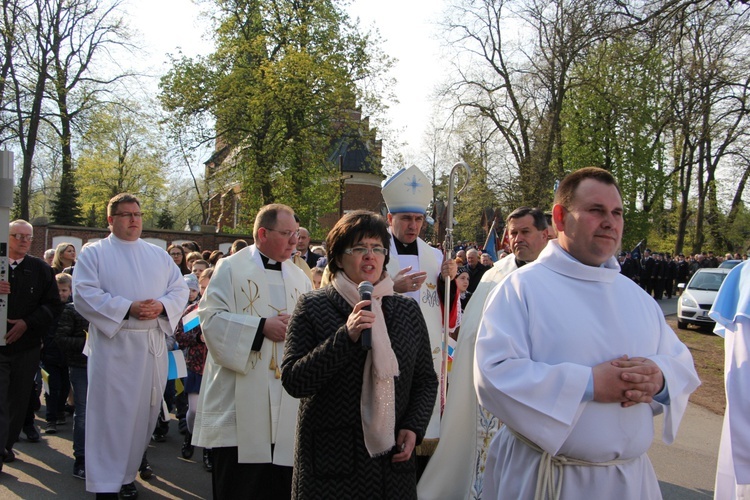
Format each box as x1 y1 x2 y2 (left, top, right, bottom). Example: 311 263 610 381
666 317 725 415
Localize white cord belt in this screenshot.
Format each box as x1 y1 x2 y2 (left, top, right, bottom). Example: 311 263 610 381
508 427 637 500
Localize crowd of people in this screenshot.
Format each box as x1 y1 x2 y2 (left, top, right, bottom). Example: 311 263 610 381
618 248 746 300
1 165 747 500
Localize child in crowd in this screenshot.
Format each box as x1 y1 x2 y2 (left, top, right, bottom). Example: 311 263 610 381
191 259 209 276
311 267 324 290
185 274 201 305
42 273 72 435
54 273 90 479
174 268 213 471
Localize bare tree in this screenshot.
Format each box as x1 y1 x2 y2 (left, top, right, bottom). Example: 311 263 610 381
1 0 129 221
5 0 54 220
442 0 632 206
666 1 750 253
46 0 130 224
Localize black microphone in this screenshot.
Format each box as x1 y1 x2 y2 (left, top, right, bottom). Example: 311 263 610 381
357 281 374 350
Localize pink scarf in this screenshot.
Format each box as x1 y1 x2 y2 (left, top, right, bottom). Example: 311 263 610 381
331 271 399 457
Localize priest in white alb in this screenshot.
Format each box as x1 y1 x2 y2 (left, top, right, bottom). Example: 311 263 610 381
709 261 750 500
418 206 550 499
475 167 700 500
73 193 189 499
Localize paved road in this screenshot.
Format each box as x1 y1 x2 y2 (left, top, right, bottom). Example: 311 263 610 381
0 295 722 499
0 417 212 499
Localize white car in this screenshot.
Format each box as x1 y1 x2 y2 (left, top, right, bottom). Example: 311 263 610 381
677 268 731 329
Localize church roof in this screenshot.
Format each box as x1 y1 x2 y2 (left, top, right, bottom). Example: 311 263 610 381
329 137 377 174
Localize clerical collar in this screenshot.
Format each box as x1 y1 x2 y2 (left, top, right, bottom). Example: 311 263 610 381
515 257 528 268
259 252 282 271
393 236 418 255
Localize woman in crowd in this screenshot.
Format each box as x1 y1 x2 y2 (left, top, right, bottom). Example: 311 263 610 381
44 248 55 266
182 241 201 254
208 250 223 267
167 245 191 275
282 210 437 499
52 242 76 274
455 266 470 315
480 253 493 267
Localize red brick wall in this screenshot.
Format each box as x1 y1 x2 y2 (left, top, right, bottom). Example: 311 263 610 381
29 223 254 258
318 183 385 232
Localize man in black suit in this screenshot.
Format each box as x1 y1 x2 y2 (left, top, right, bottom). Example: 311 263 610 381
0 220 63 469
664 253 677 299
465 248 490 295
618 251 638 281
641 249 654 294
296 227 322 269
652 252 666 300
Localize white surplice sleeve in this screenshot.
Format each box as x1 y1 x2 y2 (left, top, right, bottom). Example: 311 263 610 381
474 276 591 455
156 253 191 335
724 318 750 484
197 256 262 375
647 303 701 444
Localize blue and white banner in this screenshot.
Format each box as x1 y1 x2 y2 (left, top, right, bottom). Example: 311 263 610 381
182 309 200 332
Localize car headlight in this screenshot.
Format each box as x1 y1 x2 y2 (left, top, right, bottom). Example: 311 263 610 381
681 295 697 308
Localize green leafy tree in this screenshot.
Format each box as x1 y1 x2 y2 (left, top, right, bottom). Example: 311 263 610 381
159 0 392 231
75 101 168 223
561 38 672 249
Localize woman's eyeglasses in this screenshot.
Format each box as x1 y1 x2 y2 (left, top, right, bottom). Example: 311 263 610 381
344 246 388 257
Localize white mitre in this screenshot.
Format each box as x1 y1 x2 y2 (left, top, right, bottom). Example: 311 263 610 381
381 165 432 214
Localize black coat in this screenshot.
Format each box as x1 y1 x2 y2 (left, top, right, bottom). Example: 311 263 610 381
3 256 63 355
282 286 438 500
676 261 689 283
54 303 89 368
302 250 323 269
467 263 490 294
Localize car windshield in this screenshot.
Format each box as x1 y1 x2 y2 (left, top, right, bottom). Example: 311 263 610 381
689 272 727 291
719 260 741 269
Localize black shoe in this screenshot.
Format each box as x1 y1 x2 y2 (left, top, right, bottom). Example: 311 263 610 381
203 448 213 472
73 465 85 479
23 425 40 443
178 418 188 435
151 432 166 443
181 432 194 459
3 449 15 463
119 482 138 499
45 422 57 434
138 461 153 480
56 416 67 425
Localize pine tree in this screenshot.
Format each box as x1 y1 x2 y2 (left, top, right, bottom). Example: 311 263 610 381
49 171 84 225
156 208 175 230
84 203 100 227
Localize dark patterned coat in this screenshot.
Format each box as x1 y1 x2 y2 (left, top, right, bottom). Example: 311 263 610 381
282 286 438 500
174 302 207 374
